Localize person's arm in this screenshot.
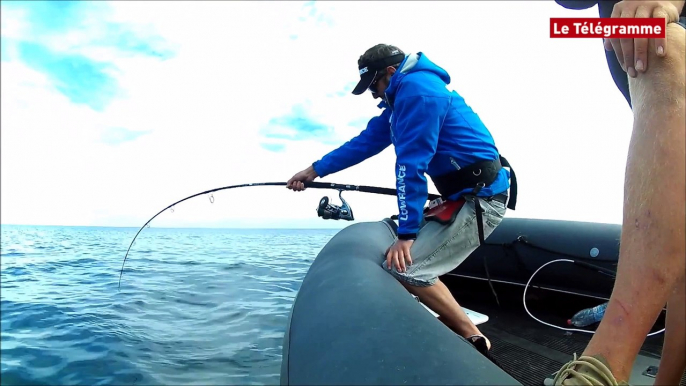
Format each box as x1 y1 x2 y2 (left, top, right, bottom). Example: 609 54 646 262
392 95 449 239
312 109 392 178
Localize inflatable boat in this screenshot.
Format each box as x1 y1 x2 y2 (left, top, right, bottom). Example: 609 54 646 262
449 217 622 301
280 217 672 386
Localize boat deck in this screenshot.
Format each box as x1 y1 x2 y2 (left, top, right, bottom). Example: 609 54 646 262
441 275 684 386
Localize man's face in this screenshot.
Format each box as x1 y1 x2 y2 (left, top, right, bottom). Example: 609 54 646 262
369 66 396 99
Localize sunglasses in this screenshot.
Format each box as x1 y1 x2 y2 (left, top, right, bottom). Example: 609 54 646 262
368 71 387 94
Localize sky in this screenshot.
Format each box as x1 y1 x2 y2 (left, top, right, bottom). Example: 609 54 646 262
1 1 635 229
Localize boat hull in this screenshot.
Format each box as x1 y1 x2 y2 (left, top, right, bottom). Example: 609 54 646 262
280 219 520 385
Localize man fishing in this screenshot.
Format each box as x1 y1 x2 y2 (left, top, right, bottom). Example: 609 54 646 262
286 43 516 362
549 1 685 385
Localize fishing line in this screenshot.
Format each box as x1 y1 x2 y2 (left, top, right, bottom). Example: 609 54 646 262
118 181 441 290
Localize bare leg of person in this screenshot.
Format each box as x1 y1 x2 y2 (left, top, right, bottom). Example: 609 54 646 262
555 23 685 385
400 279 489 348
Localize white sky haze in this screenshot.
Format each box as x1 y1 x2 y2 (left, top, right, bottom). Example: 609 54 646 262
1 1 634 229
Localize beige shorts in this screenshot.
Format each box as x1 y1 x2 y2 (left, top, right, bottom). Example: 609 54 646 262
382 195 507 287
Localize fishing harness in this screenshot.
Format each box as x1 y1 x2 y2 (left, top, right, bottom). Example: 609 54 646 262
432 155 517 244
430 155 518 306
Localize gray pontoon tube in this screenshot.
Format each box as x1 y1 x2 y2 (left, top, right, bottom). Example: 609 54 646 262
280 219 521 385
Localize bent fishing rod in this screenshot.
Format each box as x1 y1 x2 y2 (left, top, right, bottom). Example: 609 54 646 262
118 181 441 290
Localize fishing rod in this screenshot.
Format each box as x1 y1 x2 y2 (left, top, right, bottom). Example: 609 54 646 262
118 181 441 290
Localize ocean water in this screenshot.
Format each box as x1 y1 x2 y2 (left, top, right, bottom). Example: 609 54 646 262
0 225 340 385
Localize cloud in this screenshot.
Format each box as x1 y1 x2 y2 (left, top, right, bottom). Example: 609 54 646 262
1 0 175 112
17 41 120 111
326 81 357 98
300 1 334 26
3 1 174 57
262 103 334 142
97 24 176 60
3 1 87 35
261 143 287 153
101 127 152 146
347 117 370 130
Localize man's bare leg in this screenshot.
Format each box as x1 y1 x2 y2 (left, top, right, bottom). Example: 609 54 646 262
654 275 686 386
564 23 685 383
399 278 489 348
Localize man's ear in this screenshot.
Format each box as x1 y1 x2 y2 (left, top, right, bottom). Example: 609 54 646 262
386 66 397 75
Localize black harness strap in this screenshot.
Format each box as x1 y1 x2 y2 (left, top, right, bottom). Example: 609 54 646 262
500 156 517 210
433 158 500 199
432 156 516 211
432 156 516 210
474 191 498 306
431 155 518 307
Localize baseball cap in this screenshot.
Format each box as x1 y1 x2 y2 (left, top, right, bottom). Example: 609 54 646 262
351 44 406 95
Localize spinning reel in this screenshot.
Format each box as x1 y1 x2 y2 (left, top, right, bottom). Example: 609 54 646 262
317 190 354 221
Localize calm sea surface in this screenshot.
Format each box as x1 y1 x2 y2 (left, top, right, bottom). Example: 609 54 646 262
1 225 339 385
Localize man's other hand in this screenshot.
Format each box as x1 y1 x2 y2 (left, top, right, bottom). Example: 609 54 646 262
287 166 318 191
386 239 414 273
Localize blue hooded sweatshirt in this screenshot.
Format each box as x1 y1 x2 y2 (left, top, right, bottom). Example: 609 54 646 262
312 52 510 238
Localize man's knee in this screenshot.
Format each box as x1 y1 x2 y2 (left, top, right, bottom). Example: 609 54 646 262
629 23 686 106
